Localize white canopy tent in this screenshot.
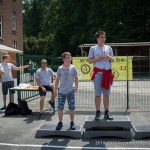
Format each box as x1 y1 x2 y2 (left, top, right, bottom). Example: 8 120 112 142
0 44 23 54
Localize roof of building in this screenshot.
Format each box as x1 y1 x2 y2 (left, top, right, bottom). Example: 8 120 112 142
79 42 150 48
0 44 23 53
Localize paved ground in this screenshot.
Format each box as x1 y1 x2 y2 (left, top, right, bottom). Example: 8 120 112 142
0 79 150 150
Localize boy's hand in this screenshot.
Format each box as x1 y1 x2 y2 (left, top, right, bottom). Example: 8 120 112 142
103 54 111 61
22 65 29 69
96 55 105 61
0 68 5 75
41 87 46 92
74 86 78 92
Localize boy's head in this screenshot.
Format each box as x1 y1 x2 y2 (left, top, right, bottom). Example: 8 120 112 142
41 59 47 68
62 52 72 64
3 54 10 63
95 30 106 44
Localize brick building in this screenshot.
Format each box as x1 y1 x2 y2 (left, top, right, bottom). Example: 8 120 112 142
0 0 23 64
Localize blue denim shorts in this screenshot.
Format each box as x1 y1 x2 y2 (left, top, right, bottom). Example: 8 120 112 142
93 73 111 96
58 91 75 110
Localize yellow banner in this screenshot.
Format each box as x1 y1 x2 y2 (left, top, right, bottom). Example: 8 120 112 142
72 56 133 80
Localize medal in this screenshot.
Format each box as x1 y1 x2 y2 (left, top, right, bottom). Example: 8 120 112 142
64 69 69 80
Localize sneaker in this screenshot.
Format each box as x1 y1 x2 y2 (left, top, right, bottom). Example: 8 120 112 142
56 122 63 130
104 111 113 120
38 112 44 119
70 121 76 130
0 106 6 110
95 110 101 120
48 100 54 109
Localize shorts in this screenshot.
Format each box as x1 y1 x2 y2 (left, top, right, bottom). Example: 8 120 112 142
93 73 111 96
30 70 34 76
2 81 15 95
39 85 53 96
58 91 75 111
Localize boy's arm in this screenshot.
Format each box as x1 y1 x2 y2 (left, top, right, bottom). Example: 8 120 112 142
104 47 114 63
12 65 29 71
74 74 78 92
54 76 59 91
53 76 59 96
0 65 4 75
0 67 4 75
35 78 46 92
88 48 105 64
35 71 46 92
104 54 114 62
88 56 105 64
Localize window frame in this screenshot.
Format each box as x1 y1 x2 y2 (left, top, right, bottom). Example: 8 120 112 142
13 41 17 49
12 11 16 31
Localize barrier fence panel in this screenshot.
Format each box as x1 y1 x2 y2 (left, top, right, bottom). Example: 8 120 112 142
128 56 150 112
16 54 150 112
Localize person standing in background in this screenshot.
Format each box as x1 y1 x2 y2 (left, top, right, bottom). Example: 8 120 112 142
0 54 29 110
28 60 35 82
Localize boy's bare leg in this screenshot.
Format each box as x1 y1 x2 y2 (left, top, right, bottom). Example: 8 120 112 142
3 95 7 106
40 96 45 113
58 109 63 122
50 92 56 102
95 96 101 111
103 95 109 111
69 110 75 122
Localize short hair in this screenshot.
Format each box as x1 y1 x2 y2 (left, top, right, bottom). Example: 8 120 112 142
95 30 106 38
41 59 47 64
61 52 71 59
3 54 10 61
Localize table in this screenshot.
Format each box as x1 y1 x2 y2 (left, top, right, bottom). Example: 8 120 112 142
9 86 55 113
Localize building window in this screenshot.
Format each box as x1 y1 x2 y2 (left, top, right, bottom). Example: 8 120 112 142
0 17 2 39
13 41 17 49
12 11 16 31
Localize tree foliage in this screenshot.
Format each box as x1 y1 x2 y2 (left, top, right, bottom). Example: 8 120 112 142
23 0 150 56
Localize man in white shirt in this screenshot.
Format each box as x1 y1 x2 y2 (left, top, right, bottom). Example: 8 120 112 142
0 54 28 110
35 59 56 119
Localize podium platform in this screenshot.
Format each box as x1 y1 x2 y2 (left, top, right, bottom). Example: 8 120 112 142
132 125 150 139
35 124 83 139
83 115 132 139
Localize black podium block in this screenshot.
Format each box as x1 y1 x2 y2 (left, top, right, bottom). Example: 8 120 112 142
35 124 83 139
132 125 150 139
84 115 132 129
83 115 132 139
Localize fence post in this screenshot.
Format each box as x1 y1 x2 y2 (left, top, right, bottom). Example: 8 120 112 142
16 53 21 100
16 53 20 86
127 56 129 110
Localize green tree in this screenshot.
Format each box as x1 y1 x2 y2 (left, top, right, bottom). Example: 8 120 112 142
23 0 150 56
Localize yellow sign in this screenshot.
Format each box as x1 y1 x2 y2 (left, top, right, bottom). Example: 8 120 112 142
73 56 133 80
